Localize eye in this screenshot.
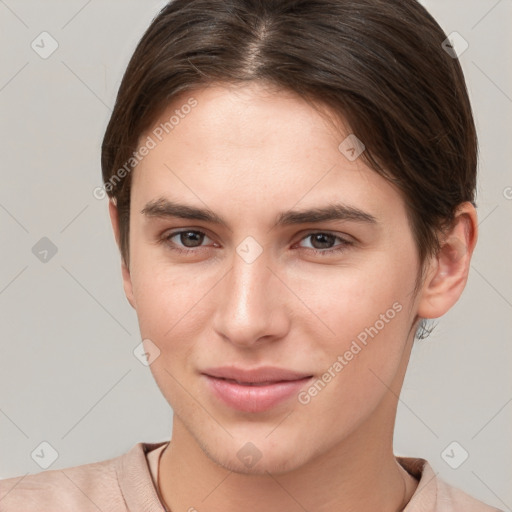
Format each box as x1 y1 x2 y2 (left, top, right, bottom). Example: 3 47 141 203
160 229 353 257
297 232 353 255
162 229 214 253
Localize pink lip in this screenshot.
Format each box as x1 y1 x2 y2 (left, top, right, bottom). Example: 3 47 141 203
201 366 313 413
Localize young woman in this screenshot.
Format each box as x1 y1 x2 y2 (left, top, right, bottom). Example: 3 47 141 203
0 1 503 510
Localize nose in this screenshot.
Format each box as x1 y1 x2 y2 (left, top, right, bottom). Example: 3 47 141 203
212 245 290 348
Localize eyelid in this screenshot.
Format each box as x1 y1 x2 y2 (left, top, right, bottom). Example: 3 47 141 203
295 229 354 244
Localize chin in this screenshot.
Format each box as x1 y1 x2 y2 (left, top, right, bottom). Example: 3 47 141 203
199 432 315 476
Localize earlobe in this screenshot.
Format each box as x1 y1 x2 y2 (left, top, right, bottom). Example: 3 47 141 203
417 202 478 319
108 200 136 310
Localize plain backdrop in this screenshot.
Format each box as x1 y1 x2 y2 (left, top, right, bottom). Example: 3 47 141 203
0 0 511 509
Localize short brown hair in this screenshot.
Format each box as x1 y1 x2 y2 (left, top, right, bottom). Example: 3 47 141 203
101 0 477 276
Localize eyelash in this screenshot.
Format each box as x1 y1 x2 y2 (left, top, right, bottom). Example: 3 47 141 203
160 230 353 257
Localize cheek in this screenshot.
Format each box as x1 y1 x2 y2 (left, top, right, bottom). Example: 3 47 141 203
291 249 417 395
131 265 202 338
129 258 209 404
295 275 413 431
291 252 416 342
128 241 219 361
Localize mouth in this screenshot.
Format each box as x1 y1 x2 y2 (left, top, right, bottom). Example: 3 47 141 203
215 378 297 386
201 366 313 413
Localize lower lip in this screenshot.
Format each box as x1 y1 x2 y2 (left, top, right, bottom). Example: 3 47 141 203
203 375 312 413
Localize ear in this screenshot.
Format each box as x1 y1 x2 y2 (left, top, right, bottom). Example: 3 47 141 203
417 202 478 319
108 200 136 309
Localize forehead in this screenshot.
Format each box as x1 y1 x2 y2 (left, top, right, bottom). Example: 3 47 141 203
131 82 406 225
141 81 343 156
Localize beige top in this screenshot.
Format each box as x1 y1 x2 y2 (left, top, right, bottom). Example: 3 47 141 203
0 441 503 511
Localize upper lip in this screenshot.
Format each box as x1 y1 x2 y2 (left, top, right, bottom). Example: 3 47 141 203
202 366 313 384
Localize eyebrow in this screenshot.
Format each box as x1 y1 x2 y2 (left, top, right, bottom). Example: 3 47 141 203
141 197 378 228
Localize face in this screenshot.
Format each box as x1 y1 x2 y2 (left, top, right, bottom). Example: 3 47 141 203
120 82 425 474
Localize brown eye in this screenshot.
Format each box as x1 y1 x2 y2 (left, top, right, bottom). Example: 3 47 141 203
306 233 337 250
175 231 205 247
297 232 353 256
163 230 213 253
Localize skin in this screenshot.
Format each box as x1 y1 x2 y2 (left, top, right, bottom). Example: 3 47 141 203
109 81 478 512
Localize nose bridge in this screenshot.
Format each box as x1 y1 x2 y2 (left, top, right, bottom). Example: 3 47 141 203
213 242 288 346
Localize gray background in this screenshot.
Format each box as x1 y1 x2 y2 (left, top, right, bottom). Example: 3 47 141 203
0 0 511 509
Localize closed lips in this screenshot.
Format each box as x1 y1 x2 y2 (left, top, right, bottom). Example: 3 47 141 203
215 377 311 386
202 366 313 383
202 368 314 412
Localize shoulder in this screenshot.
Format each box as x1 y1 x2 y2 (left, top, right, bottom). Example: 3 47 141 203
435 476 504 512
0 442 162 512
398 457 504 512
